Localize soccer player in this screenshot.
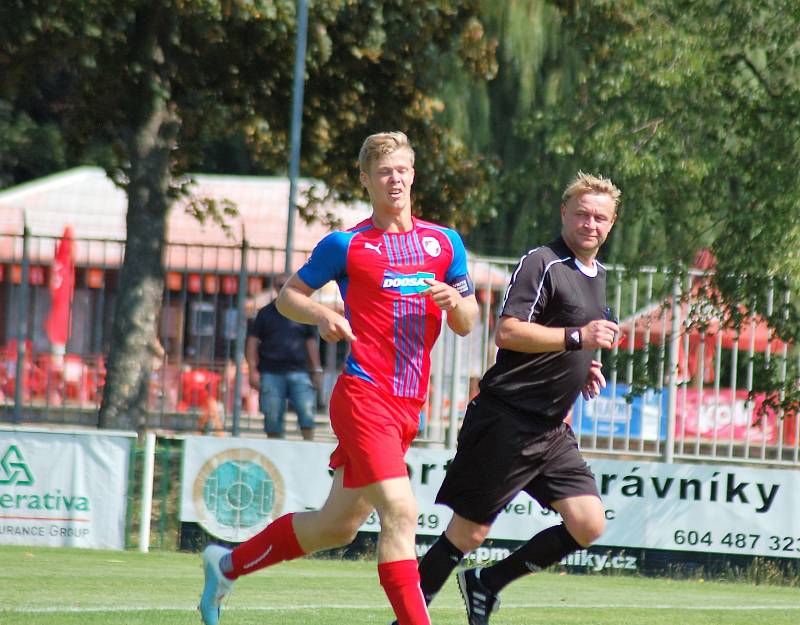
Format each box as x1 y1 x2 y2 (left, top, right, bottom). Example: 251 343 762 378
198 131 479 625
407 172 621 625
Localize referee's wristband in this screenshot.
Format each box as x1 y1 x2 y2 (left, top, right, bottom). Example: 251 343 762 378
565 327 582 351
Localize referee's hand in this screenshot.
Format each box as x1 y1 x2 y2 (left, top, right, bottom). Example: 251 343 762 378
582 360 606 400
581 319 619 350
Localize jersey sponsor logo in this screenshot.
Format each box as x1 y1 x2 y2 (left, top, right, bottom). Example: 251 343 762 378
381 270 435 295
421 236 441 258
364 241 383 255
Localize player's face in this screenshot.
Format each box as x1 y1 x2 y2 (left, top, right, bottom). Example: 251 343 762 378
560 192 617 260
360 149 415 217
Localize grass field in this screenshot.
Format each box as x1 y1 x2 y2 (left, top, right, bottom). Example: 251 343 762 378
1 545 799 625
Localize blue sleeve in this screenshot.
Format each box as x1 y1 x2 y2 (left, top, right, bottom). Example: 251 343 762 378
443 229 475 296
297 231 350 290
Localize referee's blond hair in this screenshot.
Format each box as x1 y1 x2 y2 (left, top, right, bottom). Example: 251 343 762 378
562 172 621 210
358 131 415 173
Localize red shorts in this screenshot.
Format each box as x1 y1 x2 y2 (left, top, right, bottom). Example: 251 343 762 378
328 375 423 488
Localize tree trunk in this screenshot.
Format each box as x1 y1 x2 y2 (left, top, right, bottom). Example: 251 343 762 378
98 106 180 430
98 7 179 430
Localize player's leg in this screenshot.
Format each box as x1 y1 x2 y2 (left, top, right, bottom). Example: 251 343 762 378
552 493 605 546
286 370 316 441
327 375 431 625
419 513 490 601
291 467 373 552
477 425 603 600
419 395 523 612
229 466 372 573
260 372 287 438
199 467 372 625
363 475 431 625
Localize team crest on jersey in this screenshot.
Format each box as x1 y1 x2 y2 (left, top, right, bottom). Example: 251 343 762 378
421 236 441 258
381 270 435 295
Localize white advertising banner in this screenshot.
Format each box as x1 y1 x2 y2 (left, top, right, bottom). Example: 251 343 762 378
181 436 800 559
0 427 134 549
181 437 338 542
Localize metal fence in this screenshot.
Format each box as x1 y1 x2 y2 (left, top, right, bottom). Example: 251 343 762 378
1 232 798 466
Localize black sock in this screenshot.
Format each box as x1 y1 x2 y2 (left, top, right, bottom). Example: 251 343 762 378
480 523 580 594
418 532 465 604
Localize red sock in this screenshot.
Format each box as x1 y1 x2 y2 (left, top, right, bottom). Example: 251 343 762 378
228 513 305 579
378 559 431 625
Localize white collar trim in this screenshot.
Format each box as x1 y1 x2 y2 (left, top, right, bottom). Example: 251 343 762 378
575 257 598 277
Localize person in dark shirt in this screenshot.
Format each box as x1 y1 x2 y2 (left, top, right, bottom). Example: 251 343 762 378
246 275 322 440
410 172 621 625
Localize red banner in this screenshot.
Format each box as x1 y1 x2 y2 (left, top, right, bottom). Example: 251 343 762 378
676 388 777 444
44 227 76 346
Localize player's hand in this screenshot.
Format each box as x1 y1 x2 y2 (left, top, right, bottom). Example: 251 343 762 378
423 278 460 311
317 310 357 343
248 369 260 390
580 319 619 350
310 370 322 390
582 360 606 400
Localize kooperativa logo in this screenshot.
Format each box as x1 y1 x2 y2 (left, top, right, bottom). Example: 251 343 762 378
0 445 34 486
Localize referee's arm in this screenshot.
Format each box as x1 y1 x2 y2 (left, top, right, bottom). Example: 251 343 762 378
495 315 617 353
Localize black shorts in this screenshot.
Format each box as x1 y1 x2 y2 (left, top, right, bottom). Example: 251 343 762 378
436 393 600 525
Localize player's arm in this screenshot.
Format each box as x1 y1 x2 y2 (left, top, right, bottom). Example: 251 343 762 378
434 231 479 335
446 293 479 336
495 315 618 353
424 278 478 336
245 335 260 389
276 275 356 343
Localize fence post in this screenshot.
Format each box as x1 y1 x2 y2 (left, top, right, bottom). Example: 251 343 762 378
139 431 156 552
446 329 464 450
13 224 31 424
664 274 682 463
428 321 446 441
232 237 249 436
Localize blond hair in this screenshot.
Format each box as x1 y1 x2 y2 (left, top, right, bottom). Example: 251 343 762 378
562 171 621 210
358 131 415 173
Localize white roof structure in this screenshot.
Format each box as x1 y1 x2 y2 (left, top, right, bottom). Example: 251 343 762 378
0 167 372 271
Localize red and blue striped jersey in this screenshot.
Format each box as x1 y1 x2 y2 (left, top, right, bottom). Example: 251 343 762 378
297 217 474 401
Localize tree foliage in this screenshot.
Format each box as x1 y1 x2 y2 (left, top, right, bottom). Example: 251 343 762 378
0 0 495 429
441 1 800 329
550 1 800 334
434 0 800 409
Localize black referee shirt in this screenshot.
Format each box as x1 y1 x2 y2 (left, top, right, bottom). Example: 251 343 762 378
479 236 607 425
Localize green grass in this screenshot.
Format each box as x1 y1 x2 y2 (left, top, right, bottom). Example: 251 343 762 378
1 545 799 625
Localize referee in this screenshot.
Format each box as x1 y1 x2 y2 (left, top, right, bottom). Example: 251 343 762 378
413 172 621 625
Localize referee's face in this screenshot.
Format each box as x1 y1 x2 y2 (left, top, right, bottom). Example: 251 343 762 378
561 192 617 262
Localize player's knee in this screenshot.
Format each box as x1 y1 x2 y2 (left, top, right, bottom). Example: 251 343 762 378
378 499 418 536
570 515 605 547
448 520 490 552
320 518 361 547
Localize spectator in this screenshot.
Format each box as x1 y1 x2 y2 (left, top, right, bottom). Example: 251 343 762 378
246 274 322 441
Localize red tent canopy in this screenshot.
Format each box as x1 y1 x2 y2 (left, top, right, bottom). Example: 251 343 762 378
620 299 785 354
619 250 788 382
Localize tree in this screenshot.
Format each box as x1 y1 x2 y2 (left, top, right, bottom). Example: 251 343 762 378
0 0 494 429
432 0 585 256
535 0 800 408
549 1 800 326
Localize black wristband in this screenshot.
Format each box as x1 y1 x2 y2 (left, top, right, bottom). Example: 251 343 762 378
565 327 582 351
